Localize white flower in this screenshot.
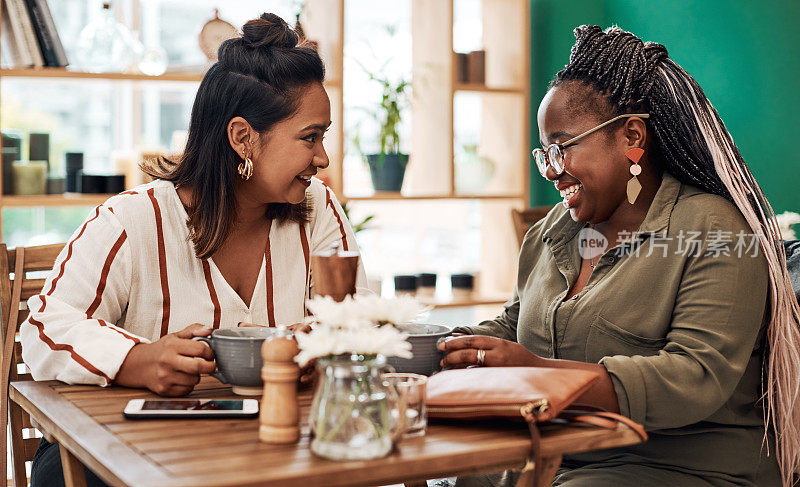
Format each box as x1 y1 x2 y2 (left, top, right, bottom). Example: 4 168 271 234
296 295 425 366
305 294 430 328
351 294 431 325
305 295 369 329
775 212 800 240
294 324 412 367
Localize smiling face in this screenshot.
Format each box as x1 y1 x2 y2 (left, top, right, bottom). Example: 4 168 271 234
241 82 331 205
537 82 641 223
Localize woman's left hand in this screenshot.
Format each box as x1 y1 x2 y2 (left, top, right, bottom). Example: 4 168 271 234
437 335 541 368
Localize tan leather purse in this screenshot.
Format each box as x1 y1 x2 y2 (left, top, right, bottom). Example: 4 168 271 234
427 367 647 487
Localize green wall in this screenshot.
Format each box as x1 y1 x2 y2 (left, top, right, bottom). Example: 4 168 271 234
529 0 800 213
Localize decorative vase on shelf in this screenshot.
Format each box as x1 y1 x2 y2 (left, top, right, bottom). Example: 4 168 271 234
138 45 168 76
76 2 136 73
198 9 238 63
455 144 494 193
127 31 168 76
309 354 401 461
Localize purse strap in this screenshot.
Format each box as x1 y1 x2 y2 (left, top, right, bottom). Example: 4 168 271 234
513 408 648 487
513 421 543 487
559 410 648 441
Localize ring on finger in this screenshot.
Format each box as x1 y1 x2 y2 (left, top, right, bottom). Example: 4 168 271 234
476 348 486 366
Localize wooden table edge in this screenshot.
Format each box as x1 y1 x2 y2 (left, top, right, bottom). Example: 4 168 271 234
144 460 536 487
10 380 171 487
141 424 643 487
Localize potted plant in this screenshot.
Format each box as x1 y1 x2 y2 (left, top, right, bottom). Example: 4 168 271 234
361 73 410 192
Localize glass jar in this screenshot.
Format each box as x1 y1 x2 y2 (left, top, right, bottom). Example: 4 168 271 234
76 2 136 73
309 354 401 460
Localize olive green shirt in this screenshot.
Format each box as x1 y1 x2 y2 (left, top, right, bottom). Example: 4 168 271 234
458 173 780 484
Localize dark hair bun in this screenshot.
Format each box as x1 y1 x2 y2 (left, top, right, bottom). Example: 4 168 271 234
242 13 298 49
215 12 324 96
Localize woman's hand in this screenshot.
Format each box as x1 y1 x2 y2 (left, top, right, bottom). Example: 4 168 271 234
439 335 621 412
437 335 542 368
289 322 318 386
115 323 216 396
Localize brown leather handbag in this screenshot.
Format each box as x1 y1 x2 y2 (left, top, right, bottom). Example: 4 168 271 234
426 367 648 487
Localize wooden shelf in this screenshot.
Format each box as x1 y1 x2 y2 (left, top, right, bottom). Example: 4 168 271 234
454 83 525 95
1 194 114 207
1 192 522 207
0 68 345 87
0 68 205 82
420 295 509 309
343 193 524 201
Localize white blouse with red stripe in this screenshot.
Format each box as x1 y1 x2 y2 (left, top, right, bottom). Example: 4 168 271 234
20 177 365 386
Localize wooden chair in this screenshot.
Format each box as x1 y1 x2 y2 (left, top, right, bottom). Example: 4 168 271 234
511 206 554 247
1 243 65 487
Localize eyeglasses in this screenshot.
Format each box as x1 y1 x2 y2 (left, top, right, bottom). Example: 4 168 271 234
532 113 650 177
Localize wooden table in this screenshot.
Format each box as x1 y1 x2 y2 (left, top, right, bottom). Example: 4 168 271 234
10 376 643 487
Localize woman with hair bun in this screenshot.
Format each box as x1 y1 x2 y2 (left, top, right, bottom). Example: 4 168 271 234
442 25 799 486
22 13 363 486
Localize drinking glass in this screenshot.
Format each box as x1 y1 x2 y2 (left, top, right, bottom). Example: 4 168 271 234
382 372 428 438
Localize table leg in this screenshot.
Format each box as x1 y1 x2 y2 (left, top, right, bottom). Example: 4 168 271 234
534 454 562 486
59 443 87 487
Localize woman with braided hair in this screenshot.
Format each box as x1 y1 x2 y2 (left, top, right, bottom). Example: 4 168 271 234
441 25 799 485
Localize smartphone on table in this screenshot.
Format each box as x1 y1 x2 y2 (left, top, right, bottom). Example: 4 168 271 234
123 398 259 419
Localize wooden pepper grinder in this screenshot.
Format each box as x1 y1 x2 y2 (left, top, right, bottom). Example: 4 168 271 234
259 327 300 444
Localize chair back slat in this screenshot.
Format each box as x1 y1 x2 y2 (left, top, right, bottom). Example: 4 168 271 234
20 409 34 431
16 309 29 325
8 243 64 272
511 206 554 247
21 278 47 301
0 244 11 343
1 242 65 487
16 371 32 383
13 342 31 381
23 437 39 462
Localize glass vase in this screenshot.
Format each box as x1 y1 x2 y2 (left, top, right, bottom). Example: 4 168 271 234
309 354 400 460
76 2 136 73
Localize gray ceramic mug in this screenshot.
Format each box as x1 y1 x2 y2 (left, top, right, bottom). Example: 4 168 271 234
194 327 281 395
386 324 452 376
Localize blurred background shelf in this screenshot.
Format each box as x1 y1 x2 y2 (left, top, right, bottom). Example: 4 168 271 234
1 194 114 207
453 83 525 94
343 193 524 201
0 68 205 82
420 295 509 309
0 68 344 86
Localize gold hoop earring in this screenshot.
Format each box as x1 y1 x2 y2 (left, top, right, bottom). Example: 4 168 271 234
238 157 253 181
625 148 644 204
